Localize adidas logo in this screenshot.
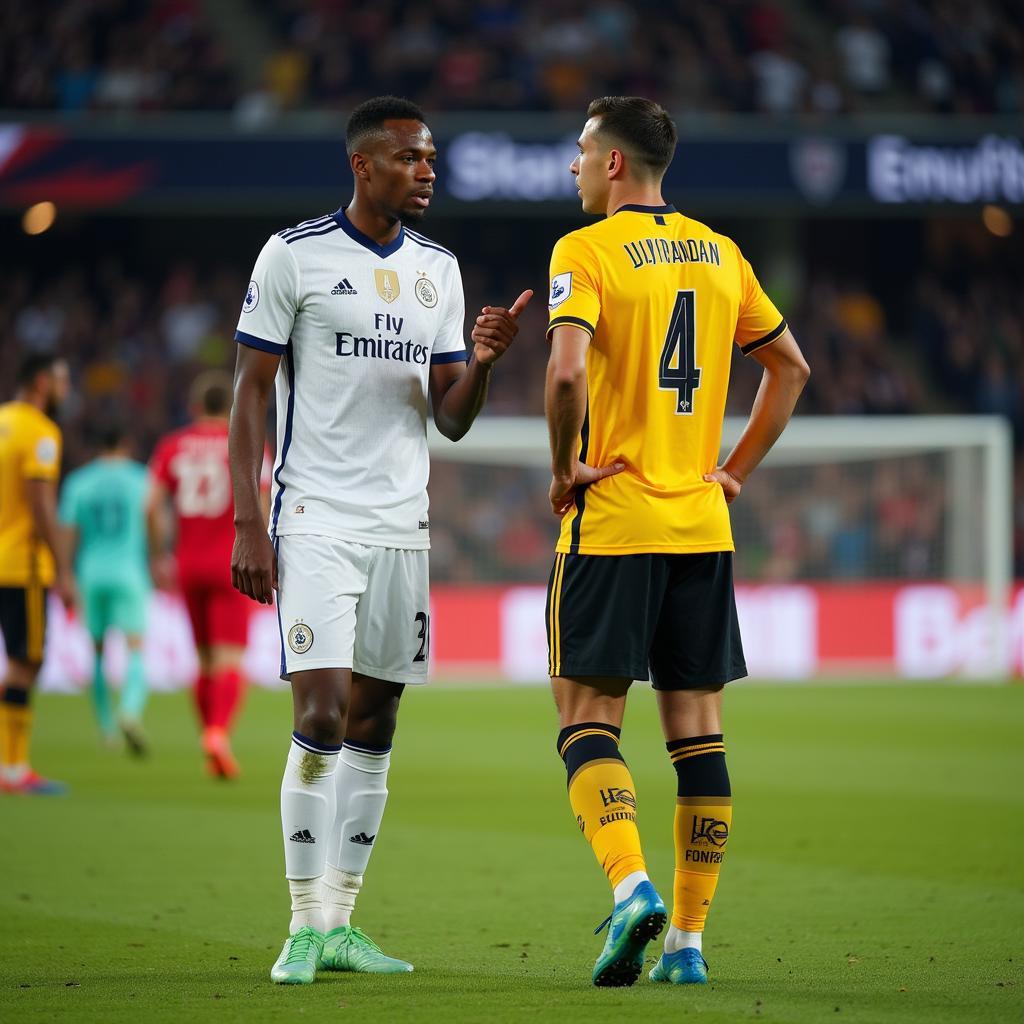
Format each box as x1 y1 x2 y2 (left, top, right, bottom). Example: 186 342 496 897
289 829 316 844
349 831 375 846
331 278 357 295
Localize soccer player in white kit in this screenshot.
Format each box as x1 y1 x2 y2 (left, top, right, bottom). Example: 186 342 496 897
228 97 532 984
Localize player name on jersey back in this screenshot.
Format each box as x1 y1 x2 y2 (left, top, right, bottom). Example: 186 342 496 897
546 205 787 556
235 209 468 549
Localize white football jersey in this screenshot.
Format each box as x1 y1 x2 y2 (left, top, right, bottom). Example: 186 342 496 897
235 208 468 549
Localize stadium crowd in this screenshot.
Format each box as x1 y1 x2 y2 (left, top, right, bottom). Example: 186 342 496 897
3 223 1022 583
3 0 1021 116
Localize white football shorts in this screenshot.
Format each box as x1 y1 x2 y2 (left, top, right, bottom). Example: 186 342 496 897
275 535 430 684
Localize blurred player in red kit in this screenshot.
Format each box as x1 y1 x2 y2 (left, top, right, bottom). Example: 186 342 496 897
148 371 271 777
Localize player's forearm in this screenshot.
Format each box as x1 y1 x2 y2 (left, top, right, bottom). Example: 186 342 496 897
29 483 70 577
722 362 808 483
545 361 588 479
146 498 170 556
435 356 492 441
229 384 272 527
58 525 78 579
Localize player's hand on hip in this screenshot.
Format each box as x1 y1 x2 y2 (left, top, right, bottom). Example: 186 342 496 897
471 289 533 365
549 460 625 516
703 467 743 504
231 523 277 604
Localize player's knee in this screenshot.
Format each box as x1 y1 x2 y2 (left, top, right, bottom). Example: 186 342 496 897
295 704 345 746
346 709 397 749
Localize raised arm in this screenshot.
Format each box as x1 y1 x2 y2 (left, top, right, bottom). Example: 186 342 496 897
229 344 281 604
706 329 810 502
429 289 533 441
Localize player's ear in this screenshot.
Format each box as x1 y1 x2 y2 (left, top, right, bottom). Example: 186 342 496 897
607 148 625 179
350 151 370 181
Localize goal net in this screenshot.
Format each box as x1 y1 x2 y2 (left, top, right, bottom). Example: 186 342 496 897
427 415 1016 682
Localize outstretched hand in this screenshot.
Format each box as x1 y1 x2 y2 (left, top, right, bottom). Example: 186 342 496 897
471 289 534 366
549 460 625 517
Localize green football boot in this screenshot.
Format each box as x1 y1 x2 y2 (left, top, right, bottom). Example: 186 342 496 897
322 925 413 974
270 926 324 984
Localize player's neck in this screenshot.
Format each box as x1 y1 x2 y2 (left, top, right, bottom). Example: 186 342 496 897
14 389 45 412
605 185 667 217
344 197 403 246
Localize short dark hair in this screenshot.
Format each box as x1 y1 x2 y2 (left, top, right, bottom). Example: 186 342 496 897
586 96 677 176
94 418 127 452
189 369 233 416
17 352 59 388
346 96 426 156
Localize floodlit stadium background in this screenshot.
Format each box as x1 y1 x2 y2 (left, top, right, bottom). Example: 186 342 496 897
2 0 1022 684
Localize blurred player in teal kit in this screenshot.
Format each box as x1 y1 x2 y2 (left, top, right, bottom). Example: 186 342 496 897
60 422 152 754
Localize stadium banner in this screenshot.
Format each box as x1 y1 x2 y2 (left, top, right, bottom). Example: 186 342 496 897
2 122 1022 211
13 583 1023 693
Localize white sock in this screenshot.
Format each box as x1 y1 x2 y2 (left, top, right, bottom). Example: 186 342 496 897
323 742 390 931
665 925 702 953
280 733 340 933
288 878 325 934
322 865 362 930
612 870 649 905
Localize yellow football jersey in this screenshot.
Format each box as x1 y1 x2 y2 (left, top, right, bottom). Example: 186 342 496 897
547 203 786 555
0 401 62 586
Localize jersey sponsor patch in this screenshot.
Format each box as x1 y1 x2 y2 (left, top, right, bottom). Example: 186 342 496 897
243 280 260 312
288 622 314 654
549 272 572 309
414 276 438 308
35 437 58 466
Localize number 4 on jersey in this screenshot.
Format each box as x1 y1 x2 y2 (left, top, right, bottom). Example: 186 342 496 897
659 289 701 415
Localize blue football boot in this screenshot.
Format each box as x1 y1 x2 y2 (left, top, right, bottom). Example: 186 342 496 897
591 880 667 987
649 946 710 985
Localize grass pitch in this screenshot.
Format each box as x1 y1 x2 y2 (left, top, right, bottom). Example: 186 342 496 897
1 682 1022 1023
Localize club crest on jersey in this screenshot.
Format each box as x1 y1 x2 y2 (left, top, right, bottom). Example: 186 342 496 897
414 275 438 308
549 272 572 309
374 269 401 304
288 622 314 654
243 280 259 312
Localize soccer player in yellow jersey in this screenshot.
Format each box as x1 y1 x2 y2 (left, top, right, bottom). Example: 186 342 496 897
544 97 810 987
0 353 75 794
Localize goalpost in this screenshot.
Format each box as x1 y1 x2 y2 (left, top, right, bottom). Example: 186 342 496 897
427 415 1015 680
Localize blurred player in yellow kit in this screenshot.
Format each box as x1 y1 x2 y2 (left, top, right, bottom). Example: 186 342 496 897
0 354 75 794
544 97 809 986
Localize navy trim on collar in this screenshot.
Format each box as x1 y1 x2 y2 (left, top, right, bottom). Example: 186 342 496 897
332 207 405 258
614 203 677 215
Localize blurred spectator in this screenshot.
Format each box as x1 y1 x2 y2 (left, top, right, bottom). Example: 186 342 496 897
4 0 1020 116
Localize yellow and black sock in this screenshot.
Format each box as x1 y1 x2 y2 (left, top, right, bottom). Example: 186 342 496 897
558 722 647 890
1 686 32 773
667 734 732 932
